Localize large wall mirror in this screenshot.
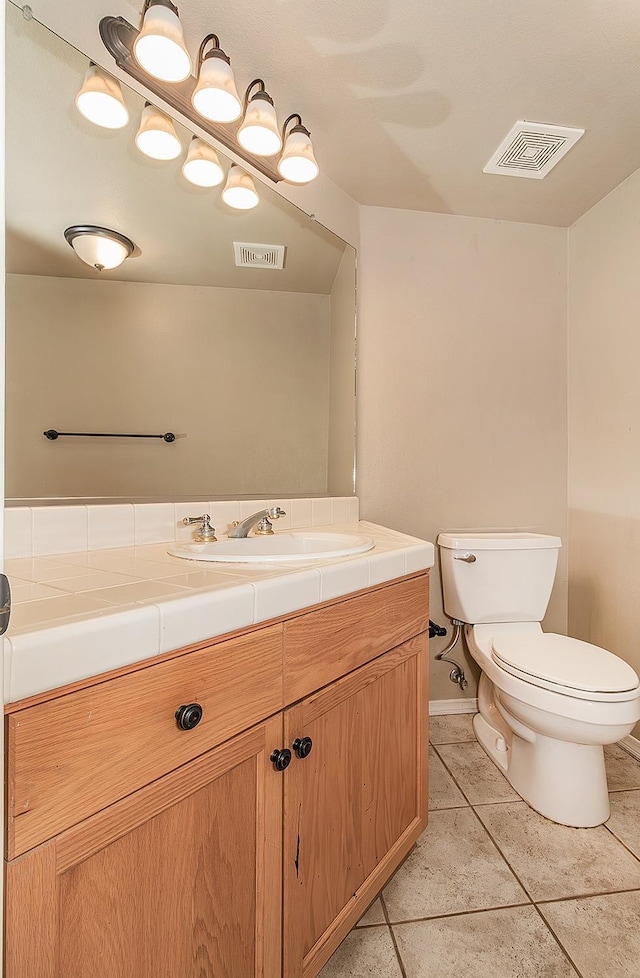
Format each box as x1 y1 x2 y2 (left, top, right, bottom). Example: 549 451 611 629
5 3 356 503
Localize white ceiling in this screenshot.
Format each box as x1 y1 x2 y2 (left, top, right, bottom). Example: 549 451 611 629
10 0 640 235
5 3 347 292
169 0 640 227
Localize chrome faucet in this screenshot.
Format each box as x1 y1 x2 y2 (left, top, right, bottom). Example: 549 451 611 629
228 506 286 538
181 514 217 542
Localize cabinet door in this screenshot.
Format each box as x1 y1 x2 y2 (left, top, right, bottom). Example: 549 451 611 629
283 633 429 978
5 715 284 978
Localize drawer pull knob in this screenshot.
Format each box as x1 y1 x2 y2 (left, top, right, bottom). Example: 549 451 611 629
292 737 313 759
175 703 203 730
270 748 292 772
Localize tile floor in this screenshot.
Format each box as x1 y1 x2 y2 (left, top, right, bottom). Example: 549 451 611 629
319 714 640 978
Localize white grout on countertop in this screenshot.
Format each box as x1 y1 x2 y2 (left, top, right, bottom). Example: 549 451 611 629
3 521 435 704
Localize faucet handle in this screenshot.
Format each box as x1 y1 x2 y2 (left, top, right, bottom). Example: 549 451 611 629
182 514 217 542
267 506 286 519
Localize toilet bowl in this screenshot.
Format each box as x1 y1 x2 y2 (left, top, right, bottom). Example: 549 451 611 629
437 532 640 827
468 622 640 826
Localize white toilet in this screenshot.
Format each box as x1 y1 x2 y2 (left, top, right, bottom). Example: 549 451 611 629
437 531 640 827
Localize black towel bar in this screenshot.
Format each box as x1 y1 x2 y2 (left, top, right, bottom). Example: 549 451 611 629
44 429 176 442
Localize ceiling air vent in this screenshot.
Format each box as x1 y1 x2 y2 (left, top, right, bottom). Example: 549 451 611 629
233 242 286 269
483 121 585 179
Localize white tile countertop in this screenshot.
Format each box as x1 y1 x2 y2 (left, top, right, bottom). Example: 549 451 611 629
3 521 434 704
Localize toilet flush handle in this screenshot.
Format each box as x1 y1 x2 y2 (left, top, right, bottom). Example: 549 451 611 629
454 552 476 563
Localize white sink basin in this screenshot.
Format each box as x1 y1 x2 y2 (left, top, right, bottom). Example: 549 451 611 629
168 531 375 563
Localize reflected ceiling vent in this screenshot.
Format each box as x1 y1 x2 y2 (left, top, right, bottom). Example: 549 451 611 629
483 121 585 179
233 241 285 268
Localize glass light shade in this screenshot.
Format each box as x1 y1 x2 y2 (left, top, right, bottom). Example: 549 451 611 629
65 227 134 271
221 166 259 209
75 65 129 129
238 95 282 156
182 138 224 187
135 104 181 160
133 1 192 83
192 53 242 123
278 128 319 183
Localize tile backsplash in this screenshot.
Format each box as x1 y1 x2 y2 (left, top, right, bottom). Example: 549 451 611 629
5 497 360 560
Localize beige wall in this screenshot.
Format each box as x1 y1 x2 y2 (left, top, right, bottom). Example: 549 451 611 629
568 167 640 737
327 247 356 495
6 274 332 499
357 206 568 702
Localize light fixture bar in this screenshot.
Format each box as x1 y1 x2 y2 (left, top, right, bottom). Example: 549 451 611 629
99 15 281 182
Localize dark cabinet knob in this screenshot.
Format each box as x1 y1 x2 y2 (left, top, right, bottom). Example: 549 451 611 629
175 703 203 730
270 748 292 772
292 736 313 759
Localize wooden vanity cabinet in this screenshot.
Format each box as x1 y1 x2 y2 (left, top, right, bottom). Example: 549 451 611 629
283 633 428 978
4 573 430 978
6 715 283 978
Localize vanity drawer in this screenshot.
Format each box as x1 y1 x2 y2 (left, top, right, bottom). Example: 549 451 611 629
283 574 429 704
7 624 283 858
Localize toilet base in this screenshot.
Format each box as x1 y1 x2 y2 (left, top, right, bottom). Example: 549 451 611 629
473 711 610 827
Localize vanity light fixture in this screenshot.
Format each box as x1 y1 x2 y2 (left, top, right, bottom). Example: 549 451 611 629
135 101 181 159
64 225 135 271
221 164 259 209
100 15 321 184
278 114 319 184
75 63 129 129
182 136 224 187
237 80 282 157
191 34 242 123
133 0 191 83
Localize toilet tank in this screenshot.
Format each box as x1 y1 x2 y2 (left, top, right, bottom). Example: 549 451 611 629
437 532 562 624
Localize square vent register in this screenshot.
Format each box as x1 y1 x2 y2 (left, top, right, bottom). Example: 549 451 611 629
484 121 585 179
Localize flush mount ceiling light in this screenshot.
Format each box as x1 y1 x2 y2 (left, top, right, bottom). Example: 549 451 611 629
182 135 224 187
192 34 242 123
221 164 259 209
238 80 282 157
133 0 191 83
100 15 320 184
75 63 129 129
64 225 135 271
278 114 319 184
135 101 181 159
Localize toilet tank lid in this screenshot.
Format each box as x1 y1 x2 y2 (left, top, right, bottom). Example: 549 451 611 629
437 532 562 551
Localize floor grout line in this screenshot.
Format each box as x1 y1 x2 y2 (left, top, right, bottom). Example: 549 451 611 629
465 803 536 903
380 894 407 978
383 900 533 926
602 821 640 865
535 884 640 906
428 804 470 812
428 741 477 747
530 902 586 978
431 742 522 806
430 743 477 807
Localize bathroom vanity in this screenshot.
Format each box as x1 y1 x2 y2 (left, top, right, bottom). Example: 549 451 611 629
3 522 432 978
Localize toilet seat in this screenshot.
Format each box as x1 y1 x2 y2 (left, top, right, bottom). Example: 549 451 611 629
492 633 640 702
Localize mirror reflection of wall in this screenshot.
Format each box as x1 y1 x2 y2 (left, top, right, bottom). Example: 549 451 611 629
5 4 356 502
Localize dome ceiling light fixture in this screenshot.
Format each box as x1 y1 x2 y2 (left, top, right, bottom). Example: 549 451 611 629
75 62 129 129
64 225 136 271
133 0 191 83
99 13 320 185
